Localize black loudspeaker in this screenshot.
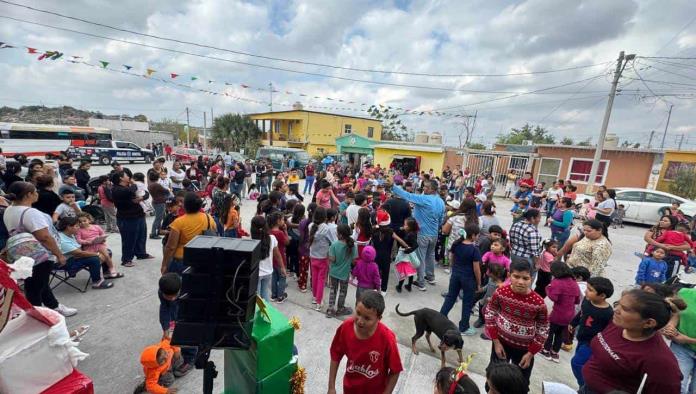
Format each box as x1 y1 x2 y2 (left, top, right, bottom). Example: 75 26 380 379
172 236 261 350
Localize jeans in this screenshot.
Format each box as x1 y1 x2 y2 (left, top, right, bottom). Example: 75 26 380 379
223 228 238 238
159 291 196 364
117 216 147 263
672 341 696 394
258 274 272 302
303 176 315 195
25 260 59 309
259 177 269 195
545 199 557 218
328 277 349 310
167 258 185 275
416 234 437 286
551 229 571 249
440 270 476 332
65 256 102 282
151 202 165 237
230 182 244 197
571 341 593 387
272 267 287 299
666 254 682 279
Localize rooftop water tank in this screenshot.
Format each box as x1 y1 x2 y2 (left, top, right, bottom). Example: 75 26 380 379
605 133 618 148
414 132 429 144
292 102 303 110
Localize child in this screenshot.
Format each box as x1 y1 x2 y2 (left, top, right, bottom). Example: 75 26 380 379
297 203 316 292
351 245 381 302
156 272 194 377
485 362 528 394
75 212 121 279
251 215 281 302
134 332 185 394
635 246 668 285
540 262 581 363
328 291 403 394
52 189 81 223
338 191 354 226
655 222 691 277
394 217 420 293
434 367 480 394
612 204 625 229
158 168 172 190
268 212 289 303
133 172 154 214
327 224 358 318
309 207 335 310
484 260 549 385
371 210 395 295
561 266 591 352
535 239 557 298
286 203 304 278
441 224 482 336
569 276 614 387
221 193 241 238
474 263 506 334
511 199 528 223
247 183 259 201
160 197 180 246
578 198 594 220
481 239 511 271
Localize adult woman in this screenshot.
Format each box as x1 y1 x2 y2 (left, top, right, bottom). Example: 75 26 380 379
479 200 500 236
594 190 616 238
547 197 574 248
169 160 186 192
665 287 696 393
56 217 114 289
2 182 76 316
110 171 151 267
566 219 612 277
148 171 170 240
315 179 339 209
581 289 683 393
442 199 479 251
161 192 216 275
230 162 246 197
32 174 62 217
545 181 564 221
354 207 373 257
74 160 91 197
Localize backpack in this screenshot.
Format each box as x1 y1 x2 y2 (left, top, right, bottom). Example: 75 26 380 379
5 208 50 265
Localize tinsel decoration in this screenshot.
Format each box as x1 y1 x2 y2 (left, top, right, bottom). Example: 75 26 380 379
289 316 301 331
289 365 306 394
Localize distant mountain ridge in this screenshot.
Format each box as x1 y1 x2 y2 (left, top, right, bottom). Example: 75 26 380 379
0 105 148 126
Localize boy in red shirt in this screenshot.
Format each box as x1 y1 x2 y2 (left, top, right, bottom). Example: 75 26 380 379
484 260 549 385
328 291 403 394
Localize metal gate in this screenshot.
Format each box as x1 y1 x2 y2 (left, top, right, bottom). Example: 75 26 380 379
464 152 532 194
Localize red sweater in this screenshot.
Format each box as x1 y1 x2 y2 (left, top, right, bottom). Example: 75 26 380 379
484 284 549 354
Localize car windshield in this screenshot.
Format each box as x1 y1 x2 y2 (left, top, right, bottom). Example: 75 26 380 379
295 151 311 161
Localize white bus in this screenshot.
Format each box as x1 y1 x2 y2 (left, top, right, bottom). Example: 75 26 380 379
0 122 112 158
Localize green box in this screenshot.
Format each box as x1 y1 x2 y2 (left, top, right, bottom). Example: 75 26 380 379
223 354 297 394
256 357 297 393
224 300 296 393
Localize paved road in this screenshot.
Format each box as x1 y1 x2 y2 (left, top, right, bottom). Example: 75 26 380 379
53 162 646 393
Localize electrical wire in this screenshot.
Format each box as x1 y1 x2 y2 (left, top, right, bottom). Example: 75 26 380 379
537 74 603 124
652 15 696 56
0 0 613 78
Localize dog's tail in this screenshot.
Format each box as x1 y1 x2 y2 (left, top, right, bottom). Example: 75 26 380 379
394 304 416 317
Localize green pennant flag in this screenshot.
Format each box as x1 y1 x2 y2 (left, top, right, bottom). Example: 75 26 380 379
191 76 198 81
99 61 109 68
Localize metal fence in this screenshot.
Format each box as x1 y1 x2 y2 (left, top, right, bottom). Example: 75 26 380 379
462 150 536 194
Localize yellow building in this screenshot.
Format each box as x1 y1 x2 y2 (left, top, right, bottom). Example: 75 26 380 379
657 150 696 192
248 109 383 155
372 142 445 175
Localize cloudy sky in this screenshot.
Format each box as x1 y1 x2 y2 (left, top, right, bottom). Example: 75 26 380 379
1 0 696 148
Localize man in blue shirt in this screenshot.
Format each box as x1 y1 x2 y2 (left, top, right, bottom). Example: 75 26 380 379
391 179 445 290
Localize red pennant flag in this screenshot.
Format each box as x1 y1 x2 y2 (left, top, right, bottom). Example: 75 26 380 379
27 47 37 54
170 73 178 79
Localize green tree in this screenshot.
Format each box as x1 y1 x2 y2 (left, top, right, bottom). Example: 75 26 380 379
620 140 641 149
669 169 696 200
496 123 555 145
577 138 592 146
467 142 486 150
211 113 262 157
367 105 411 141
560 137 574 145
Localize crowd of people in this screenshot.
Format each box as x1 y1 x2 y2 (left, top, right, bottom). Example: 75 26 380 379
2 150 696 393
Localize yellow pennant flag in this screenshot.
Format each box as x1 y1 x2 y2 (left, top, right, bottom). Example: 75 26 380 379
146 68 156 77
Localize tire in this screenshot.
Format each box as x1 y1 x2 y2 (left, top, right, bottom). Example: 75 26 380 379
99 155 111 166
144 155 153 163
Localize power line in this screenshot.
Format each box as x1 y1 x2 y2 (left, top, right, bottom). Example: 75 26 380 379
652 15 696 55
537 75 602 124
0 0 613 79
0 14 614 96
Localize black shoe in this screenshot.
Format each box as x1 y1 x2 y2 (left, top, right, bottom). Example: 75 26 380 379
149 235 162 240
405 284 412 292
395 285 402 293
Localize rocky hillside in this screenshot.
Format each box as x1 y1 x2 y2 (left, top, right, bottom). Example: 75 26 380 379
0 105 147 126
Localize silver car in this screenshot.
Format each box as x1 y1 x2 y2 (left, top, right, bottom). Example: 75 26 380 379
575 187 696 225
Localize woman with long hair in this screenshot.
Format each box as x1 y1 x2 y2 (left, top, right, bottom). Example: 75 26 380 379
354 207 373 257
297 203 317 291
251 215 281 301
479 200 500 236
565 219 612 277
442 198 480 254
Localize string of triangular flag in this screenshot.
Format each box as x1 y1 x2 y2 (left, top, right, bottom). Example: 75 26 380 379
0 40 470 119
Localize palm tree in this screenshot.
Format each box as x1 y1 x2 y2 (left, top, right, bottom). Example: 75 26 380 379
211 113 262 156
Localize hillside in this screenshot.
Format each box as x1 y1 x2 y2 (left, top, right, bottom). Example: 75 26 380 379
0 105 148 126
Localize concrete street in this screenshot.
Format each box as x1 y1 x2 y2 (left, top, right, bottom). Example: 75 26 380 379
54 162 645 393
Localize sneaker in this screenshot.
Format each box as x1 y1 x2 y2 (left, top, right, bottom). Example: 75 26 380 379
314 303 322 311
426 278 437 285
551 352 560 363
540 349 552 361
336 307 352 316
561 343 574 352
271 297 278 302
173 362 193 377
276 294 288 304
54 304 77 317
311 298 317 304
138 254 156 260
325 308 335 318
461 327 477 336
415 284 427 292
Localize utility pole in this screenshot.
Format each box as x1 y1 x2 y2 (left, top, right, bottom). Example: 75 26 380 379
647 130 655 148
269 82 273 112
660 104 673 149
679 133 685 150
585 51 635 194
203 111 207 152
185 107 190 146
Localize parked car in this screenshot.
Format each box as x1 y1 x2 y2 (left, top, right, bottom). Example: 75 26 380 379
172 147 210 164
574 187 696 225
77 140 155 165
255 147 311 178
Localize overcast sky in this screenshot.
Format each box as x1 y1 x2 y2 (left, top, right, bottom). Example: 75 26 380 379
1 0 695 148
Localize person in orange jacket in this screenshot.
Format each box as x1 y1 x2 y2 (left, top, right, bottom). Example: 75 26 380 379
134 332 182 394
